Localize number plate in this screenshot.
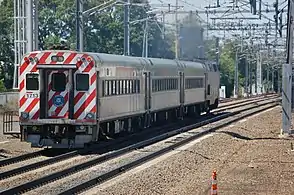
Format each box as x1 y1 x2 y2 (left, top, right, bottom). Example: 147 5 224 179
26 93 39 98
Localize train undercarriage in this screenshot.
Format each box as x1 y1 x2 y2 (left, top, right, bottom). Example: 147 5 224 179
21 99 218 149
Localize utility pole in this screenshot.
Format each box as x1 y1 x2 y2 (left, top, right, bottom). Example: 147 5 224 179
162 11 165 39
249 60 252 95
175 0 179 59
255 60 258 94
281 0 294 135
234 49 239 98
256 51 262 94
271 68 274 92
26 0 33 52
216 37 220 68
245 58 249 96
76 0 82 51
142 18 148 57
33 0 39 50
79 1 83 51
266 64 269 92
124 0 130 56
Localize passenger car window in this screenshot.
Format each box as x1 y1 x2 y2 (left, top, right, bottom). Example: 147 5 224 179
76 74 89 91
52 72 66 92
26 73 39 90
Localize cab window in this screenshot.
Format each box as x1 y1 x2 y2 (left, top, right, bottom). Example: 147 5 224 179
52 72 66 92
26 73 39 90
76 74 89 91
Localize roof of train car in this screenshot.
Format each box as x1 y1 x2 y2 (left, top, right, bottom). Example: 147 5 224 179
88 52 150 68
29 50 208 71
179 60 207 71
147 57 180 68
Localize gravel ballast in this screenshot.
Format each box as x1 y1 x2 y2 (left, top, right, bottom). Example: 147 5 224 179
0 96 273 159
82 106 294 195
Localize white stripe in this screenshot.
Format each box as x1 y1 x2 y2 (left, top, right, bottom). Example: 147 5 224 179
29 101 40 119
20 97 34 111
78 95 96 119
74 83 96 111
48 71 70 117
74 60 96 118
58 101 69 117
45 52 54 64
0 141 10 144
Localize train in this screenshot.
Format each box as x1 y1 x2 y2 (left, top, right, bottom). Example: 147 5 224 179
18 50 220 148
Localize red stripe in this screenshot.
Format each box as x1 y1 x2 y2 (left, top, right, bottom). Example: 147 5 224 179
19 53 38 75
74 92 85 104
38 52 51 64
19 80 25 92
25 98 39 113
90 74 96 85
90 105 96 113
74 90 96 119
19 95 26 108
48 82 52 92
64 53 77 64
31 64 38 72
32 110 40 119
82 61 94 73
54 93 69 117
20 62 29 76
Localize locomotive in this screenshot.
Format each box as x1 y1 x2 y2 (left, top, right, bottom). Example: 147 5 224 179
18 50 220 148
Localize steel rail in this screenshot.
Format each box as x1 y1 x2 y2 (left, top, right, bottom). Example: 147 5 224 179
0 98 280 195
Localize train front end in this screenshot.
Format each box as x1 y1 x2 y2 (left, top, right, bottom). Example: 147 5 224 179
19 51 98 148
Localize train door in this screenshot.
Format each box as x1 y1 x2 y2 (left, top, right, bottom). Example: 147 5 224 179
46 70 71 119
204 72 209 100
179 72 185 105
143 72 151 111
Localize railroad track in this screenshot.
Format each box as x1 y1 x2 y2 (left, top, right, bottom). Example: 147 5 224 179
0 94 278 180
0 94 278 179
0 96 280 195
60 98 280 195
217 93 277 108
218 93 275 103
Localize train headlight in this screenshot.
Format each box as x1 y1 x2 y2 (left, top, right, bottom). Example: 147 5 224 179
21 112 29 120
85 112 95 119
79 125 85 130
34 57 39 63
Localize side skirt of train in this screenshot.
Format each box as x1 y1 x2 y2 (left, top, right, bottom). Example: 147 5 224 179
21 101 218 148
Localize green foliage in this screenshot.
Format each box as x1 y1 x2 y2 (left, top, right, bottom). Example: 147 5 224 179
0 0 174 91
205 38 249 97
0 0 13 91
219 42 236 97
38 0 174 58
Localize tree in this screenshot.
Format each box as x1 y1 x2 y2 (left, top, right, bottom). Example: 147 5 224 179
38 0 174 58
0 0 174 91
0 0 14 90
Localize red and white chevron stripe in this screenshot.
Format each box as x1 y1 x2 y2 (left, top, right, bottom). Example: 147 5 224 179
19 51 97 121
19 52 40 120
47 70 69 118
73 57 97 120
